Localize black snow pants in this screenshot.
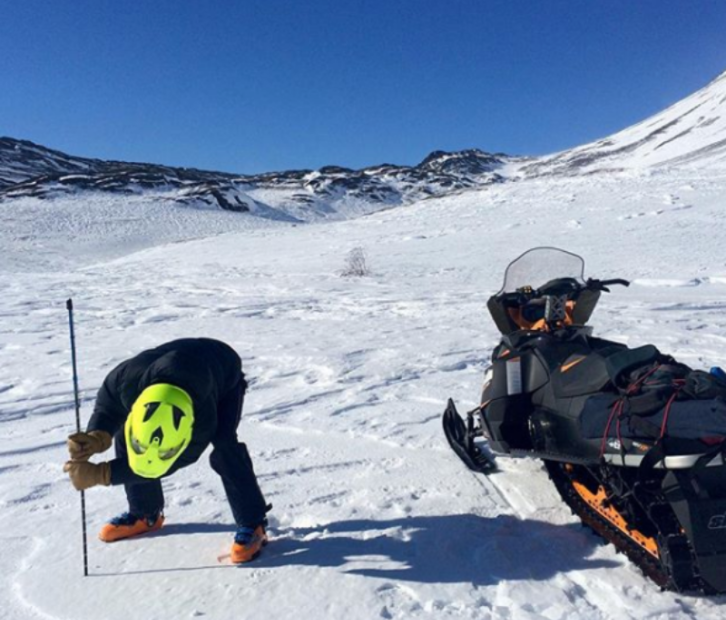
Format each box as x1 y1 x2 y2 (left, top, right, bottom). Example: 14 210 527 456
114 375 268 527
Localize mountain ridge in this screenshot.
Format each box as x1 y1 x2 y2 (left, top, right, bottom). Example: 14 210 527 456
0 137 512 219
2 68 725 219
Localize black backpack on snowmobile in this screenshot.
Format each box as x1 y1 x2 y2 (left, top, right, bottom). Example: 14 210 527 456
443 247 726 594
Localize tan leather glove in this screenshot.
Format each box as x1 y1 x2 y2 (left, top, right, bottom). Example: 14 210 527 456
67 430 112 461
63 461 111 490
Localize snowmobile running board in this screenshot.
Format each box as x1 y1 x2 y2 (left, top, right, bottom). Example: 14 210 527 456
442 399 496 473
603 452 726 469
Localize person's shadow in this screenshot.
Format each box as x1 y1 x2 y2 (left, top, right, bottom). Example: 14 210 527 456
96 513 618 582
253 513 619 585
151 522 234 537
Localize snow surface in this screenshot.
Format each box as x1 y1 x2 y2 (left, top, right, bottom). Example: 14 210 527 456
2 165 726 620
529 70 726 175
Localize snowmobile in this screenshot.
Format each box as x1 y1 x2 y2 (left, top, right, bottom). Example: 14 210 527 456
443 247 726 594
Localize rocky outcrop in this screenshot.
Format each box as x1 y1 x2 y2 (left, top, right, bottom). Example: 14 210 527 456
0 138 512 219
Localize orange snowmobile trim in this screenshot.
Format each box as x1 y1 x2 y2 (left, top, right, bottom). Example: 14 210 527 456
99 514 164 543
571 480 659 559
561 356 587 373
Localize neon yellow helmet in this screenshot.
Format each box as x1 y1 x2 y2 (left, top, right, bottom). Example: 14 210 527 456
125 383 194 478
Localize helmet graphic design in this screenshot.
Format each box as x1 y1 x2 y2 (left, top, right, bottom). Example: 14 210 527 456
125 383 194 478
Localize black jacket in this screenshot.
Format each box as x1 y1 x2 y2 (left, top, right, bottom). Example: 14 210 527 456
88 338 243 485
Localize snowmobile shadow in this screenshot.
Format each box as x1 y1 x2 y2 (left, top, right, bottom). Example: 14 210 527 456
258 514 619 585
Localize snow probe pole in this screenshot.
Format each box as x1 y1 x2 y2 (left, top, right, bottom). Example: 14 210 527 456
66 299 89 577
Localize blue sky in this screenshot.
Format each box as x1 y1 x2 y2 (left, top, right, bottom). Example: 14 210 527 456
1 1 725 173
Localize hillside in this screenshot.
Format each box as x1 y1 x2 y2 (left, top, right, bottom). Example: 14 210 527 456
2 68 726 620
0 138 512 219
526 70 726 175
2 167 726 619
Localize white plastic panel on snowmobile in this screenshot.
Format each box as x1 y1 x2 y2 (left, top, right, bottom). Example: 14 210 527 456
604 452 725 469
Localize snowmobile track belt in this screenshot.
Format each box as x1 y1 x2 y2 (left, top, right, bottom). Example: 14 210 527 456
544 461 709 593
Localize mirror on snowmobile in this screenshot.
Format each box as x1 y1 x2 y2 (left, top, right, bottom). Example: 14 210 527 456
487 248 625 335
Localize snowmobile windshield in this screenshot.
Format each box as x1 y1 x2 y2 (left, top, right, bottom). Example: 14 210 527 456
499 247 586 293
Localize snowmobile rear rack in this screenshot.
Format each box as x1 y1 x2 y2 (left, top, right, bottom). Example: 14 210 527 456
442 399 496 473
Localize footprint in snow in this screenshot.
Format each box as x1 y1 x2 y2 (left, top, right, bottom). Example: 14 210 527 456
376 583 421 618
663 193 679 204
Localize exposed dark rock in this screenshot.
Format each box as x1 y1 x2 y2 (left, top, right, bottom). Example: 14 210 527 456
0 138 511 218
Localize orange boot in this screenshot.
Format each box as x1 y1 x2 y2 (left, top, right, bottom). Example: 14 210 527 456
99 512 164 543
230 524 268 563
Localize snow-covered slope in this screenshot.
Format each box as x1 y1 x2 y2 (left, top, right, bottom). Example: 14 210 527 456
3 68 726 620
0 137 101 188
2 167 726 619
0 138 512 220
527 70 726 175
0 138 258 213
3 67 726 223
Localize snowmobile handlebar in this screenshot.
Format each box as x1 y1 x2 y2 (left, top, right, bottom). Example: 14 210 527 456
585 278 630 293
502 277 630 305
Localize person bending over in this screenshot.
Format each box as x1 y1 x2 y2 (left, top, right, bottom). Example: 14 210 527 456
63 338 269 563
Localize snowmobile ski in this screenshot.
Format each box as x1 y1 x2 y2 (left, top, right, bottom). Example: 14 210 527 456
442 399 495 473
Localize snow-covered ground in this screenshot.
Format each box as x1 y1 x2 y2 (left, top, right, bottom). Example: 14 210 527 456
527 70 726 175
2 169 726 620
